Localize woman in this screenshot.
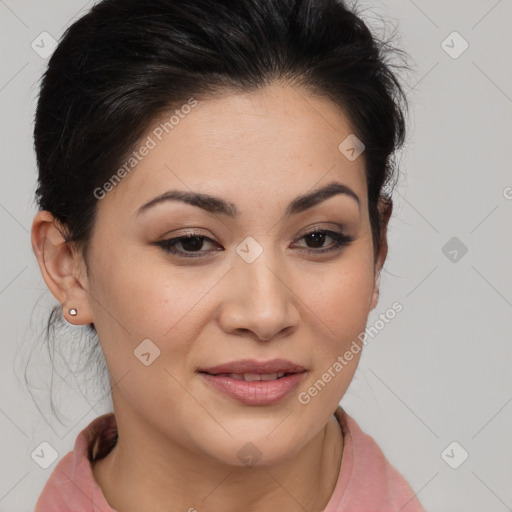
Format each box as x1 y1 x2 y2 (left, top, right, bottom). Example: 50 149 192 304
31 0 424 510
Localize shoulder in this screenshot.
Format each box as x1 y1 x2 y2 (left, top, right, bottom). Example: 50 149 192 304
324 407 426 512
33 413 118 512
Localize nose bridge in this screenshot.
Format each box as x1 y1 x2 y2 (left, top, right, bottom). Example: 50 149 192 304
221 238 298 339
236 242 286 309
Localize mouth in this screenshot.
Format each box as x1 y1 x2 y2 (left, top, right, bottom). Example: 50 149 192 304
197 359 307 405
200 371 294 381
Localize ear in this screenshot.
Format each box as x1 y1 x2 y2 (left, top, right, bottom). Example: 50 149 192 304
369 198 393 311
31 210 94 325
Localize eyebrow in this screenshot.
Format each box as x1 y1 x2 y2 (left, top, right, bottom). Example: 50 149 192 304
136 181 360 218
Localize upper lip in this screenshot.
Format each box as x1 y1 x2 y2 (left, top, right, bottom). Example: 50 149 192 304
199 358 306 375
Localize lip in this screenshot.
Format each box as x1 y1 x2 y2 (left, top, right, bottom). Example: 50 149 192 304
198 358 307 406
199 372 306 405
199 358 306 375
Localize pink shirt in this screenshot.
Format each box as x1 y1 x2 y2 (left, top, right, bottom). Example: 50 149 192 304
34 406 426 511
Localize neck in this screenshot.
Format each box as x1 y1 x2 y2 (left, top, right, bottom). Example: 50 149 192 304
92 408 344 512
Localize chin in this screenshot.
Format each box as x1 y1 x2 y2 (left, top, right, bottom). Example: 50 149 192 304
196 431 305 469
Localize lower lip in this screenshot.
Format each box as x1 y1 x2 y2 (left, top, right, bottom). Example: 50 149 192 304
199 372 306 405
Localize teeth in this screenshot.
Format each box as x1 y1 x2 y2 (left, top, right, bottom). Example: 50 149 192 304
220 372 287 381
226 373 244 381
259 373 279 381
244 373 266 381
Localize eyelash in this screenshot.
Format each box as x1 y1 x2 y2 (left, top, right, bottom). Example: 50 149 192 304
154 229 354 258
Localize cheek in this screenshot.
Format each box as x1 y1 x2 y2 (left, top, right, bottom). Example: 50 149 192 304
304 259 374 340
87 258 200 398
297 266 372 410
88 248 219 359
297 256 373 403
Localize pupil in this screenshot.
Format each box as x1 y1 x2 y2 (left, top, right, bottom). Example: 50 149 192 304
307 232 325 248
182 236 203 251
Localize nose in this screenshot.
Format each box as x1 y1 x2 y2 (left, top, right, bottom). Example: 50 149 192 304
217 248 300 342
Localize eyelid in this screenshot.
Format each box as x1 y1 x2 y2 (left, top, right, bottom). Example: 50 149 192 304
296 222 348 237
153 231 220 258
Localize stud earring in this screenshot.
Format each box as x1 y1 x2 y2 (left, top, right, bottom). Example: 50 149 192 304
69 308 78 316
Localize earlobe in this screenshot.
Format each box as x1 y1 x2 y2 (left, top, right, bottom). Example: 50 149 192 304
369 273 381 311
31 210 94 325
370 242 386 311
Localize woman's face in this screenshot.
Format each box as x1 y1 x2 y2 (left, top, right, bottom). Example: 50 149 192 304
70 83 386 466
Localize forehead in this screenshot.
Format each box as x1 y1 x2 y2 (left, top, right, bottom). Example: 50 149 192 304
101 83 367 215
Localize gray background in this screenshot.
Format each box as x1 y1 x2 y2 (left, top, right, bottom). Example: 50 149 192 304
1 0 511 510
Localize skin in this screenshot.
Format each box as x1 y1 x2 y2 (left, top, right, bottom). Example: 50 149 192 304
32 82 391 512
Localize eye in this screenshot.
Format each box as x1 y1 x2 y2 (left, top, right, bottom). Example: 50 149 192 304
155 233 221 258
292 229 354 254
154 228 354 259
